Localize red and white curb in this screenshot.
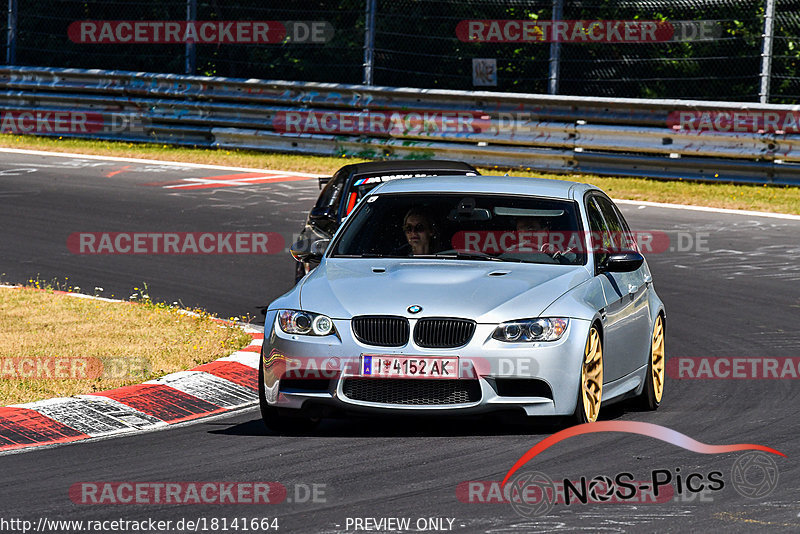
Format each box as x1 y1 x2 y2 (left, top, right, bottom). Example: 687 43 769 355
0 286 263 453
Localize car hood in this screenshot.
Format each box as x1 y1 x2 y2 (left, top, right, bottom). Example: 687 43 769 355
300 259 591 323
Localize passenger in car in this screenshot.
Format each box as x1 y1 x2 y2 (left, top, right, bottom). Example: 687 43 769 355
402 208 439 255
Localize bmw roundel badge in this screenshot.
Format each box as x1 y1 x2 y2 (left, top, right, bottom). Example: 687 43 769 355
407 305 422 314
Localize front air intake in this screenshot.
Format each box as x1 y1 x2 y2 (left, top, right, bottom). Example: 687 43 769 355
352 316 409 347
413 318 476 348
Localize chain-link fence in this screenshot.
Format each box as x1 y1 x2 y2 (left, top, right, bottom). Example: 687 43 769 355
13 0 364 83
5 0 800 103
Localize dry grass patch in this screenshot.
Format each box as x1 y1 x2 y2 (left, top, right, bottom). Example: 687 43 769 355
0 286 252 406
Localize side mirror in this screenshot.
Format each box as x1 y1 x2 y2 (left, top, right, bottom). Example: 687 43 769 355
290 239 330 264
599 251 644 273
309 206 334 220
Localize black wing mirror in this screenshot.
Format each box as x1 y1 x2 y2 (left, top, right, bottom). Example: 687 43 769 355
309 206 335 220
290 239 330 264
599 251 644 273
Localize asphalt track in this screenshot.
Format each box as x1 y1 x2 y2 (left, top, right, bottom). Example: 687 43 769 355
1 150 799 533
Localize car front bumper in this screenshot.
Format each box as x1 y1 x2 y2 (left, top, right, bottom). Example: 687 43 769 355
261 311 591 417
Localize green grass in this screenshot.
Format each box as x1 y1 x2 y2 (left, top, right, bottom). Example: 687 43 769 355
1 134 798 215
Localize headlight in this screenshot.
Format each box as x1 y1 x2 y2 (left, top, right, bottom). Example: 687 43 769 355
278 310 336 336
493 318 569 342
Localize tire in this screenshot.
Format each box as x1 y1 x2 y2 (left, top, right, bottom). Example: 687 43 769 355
633 314 665 411
570 324 603 424
258 346 320 434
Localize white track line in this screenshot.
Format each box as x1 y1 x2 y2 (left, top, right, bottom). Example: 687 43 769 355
0 147 324 177
614 199 800 221
1 146 796 219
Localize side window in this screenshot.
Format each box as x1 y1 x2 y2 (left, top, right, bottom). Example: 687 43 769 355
611 203 637 252
586 196 611 270
595 196 635 251
594 196 623 250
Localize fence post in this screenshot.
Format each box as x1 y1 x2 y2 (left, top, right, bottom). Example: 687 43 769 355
759 0 776 103
548 0 563 95
185 0 197 75
363 0 377 85
6 0 17 65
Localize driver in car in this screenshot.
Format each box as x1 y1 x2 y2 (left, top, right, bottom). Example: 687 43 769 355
514 216 550 253
512 215 578 262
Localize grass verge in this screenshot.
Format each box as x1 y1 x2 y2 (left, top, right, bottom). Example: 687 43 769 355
0 285 252 406
0 134 798 215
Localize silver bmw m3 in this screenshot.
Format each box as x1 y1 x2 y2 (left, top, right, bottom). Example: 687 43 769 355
260 175 666 431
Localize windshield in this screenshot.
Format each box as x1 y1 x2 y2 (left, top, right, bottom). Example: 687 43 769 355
330 193 587 266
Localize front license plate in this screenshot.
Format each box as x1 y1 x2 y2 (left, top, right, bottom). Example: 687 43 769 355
361 355 458 379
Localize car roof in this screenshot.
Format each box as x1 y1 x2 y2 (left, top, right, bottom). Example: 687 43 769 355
368 175 596 200
340 160 478 177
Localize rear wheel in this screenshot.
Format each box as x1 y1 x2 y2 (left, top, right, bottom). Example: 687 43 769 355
258 347 320 434
633 314 665 410
571 325 603 424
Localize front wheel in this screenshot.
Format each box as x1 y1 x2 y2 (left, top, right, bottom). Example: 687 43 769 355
258 347 320 434
571 325 603 424
633 314 665 411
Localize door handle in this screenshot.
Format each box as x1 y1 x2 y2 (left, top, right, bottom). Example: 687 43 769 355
628 284 639 295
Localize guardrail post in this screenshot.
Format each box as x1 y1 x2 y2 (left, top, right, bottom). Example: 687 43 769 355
548 0 563 95
363 0 377 85
185 0 197 75
759 0 776 103
6 0 17 65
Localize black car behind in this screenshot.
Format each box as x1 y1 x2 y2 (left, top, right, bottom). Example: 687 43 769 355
293 160 480 282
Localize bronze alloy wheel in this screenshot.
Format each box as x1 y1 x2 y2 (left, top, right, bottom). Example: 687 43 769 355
651 315 665 403
633 313 665 411
580 326 603 423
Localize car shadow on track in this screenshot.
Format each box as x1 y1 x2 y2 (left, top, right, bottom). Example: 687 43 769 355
208 404 631 438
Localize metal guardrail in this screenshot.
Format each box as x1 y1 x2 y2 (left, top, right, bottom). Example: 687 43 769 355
0 66 799 185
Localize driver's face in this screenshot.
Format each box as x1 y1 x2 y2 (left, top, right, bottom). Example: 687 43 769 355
404 215 431 254
517 217 547 232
